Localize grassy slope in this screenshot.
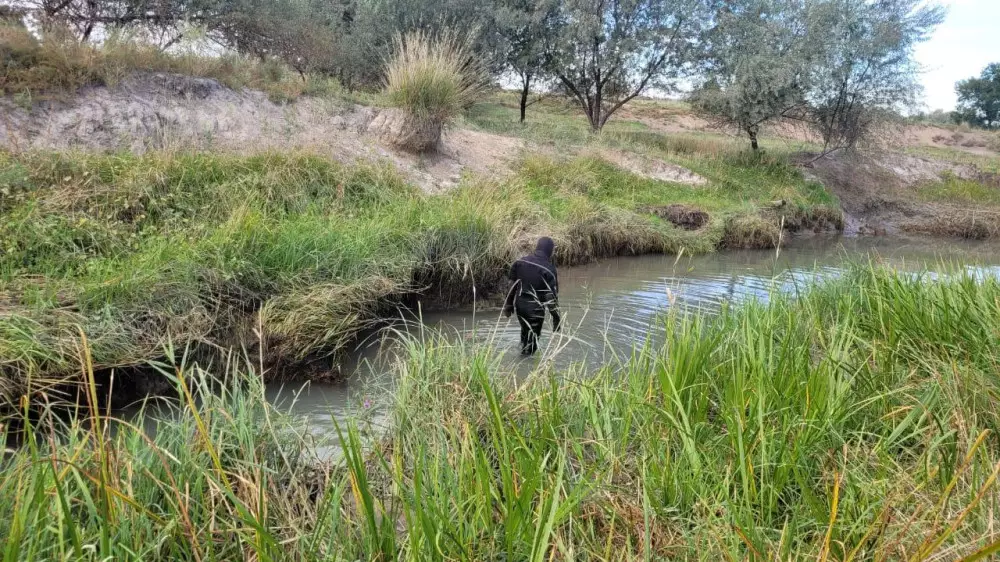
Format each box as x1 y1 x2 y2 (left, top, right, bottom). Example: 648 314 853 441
0 99 842 394
475 93 1000 219
4 266 1000 560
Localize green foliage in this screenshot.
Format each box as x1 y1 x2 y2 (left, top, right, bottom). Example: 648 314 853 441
806 0 944 149
486 0 560 121
691 0 810 150
4 265 1000 559
916 173 1000 206
384 30 486 121
955 63 1000 130
0 146 841 396
694 0 943 152
0 24 339 101
545 0 712 131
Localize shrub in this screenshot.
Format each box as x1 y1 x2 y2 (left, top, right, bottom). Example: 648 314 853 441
374 30 485 152
988 132 1000 153
384 30 484 121
0 24 336 102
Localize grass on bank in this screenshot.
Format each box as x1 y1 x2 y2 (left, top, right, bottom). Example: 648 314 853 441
916 173 1000 206
0 146 840 400
0 24 340 103
4 264 1000 560
906 144 1000 176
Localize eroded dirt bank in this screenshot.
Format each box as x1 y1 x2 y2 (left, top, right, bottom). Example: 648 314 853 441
798 151 1000 239
0 72 521 192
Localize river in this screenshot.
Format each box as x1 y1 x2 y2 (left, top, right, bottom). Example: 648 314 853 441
254 235 1000 454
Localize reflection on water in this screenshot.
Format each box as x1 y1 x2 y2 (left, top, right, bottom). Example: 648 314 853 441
256 235 1000 451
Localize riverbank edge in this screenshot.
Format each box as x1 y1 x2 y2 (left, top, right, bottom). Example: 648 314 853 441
1 199 842 409
69 212 848 409
5 263 1000 559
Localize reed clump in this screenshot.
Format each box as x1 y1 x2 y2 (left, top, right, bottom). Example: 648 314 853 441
374 30 485 152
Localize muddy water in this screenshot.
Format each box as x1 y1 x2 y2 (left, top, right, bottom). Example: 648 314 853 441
262 235 1000 453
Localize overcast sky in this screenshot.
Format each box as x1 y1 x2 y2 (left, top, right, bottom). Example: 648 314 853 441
915 0 1000 111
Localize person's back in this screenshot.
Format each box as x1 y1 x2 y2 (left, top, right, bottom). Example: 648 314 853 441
506 237 561 355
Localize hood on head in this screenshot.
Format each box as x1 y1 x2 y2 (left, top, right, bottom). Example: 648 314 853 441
534 236 555 259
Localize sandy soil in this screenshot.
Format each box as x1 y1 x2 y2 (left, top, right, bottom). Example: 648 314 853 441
593 148 708 186
902 125 998 157
623 104 999 159
0 72 523 192
798 151 1000 238
4 75 995 237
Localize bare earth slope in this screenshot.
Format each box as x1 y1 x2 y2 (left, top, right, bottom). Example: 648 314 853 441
798 151 1000 238
0 72 521 192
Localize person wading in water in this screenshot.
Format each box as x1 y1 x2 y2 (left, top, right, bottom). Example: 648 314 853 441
504 237 561 355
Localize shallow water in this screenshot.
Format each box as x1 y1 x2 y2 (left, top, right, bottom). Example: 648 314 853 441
260 235 1000 453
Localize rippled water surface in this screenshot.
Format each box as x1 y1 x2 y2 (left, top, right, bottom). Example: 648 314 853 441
256 235 1000 450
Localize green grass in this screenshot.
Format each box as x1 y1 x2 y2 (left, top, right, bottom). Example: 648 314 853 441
384 30 484 121
4 264 1000 560
906 145 1000 175
0 144 844 398
464 98 649 147
916 174 1000 206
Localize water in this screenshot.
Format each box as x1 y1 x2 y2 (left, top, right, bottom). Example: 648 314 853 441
262 235 1000 452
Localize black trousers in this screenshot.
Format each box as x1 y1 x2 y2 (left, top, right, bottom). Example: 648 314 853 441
515 300 545 355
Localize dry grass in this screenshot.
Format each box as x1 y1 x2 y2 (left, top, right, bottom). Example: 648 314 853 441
904 210 1000 240
383 30 485 121
720 214 782 249
0 25 339 102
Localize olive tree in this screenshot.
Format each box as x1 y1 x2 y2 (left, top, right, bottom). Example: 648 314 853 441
546 0 711 132
805 0 943 152
691 0 811 150
490 0 559 122
332 0 492 89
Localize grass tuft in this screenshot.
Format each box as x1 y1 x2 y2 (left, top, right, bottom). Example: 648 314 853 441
384 30 485 122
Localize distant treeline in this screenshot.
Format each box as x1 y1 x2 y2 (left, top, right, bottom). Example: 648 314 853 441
4 0 951 146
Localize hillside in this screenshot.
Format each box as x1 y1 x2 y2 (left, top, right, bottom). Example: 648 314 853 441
0 72 521 192
4 72 997 232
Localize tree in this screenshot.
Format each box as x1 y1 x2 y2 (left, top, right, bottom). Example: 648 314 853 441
212 0 345 77
691 0 810 150
955 63 1000 129
490 0 558 122
805 0 943 152
21 0 226 41
546 0 711 132
332 0 492 89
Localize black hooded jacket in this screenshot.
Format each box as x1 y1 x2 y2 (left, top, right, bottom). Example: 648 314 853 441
505 238 560 327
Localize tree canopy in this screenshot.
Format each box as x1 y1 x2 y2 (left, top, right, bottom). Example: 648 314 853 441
955 63 1000 130
692 0 942 151
545 0 712 132
692 0 811 149
4 0 944 136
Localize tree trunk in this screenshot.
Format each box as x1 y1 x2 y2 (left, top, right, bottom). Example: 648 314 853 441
519 73 531 123
590 88 603 132
748 129 759 151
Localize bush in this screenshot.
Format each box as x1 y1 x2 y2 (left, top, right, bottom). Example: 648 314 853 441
374 30 485 152
988 132 1000 153
383 30 484 123
0 25 338 102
